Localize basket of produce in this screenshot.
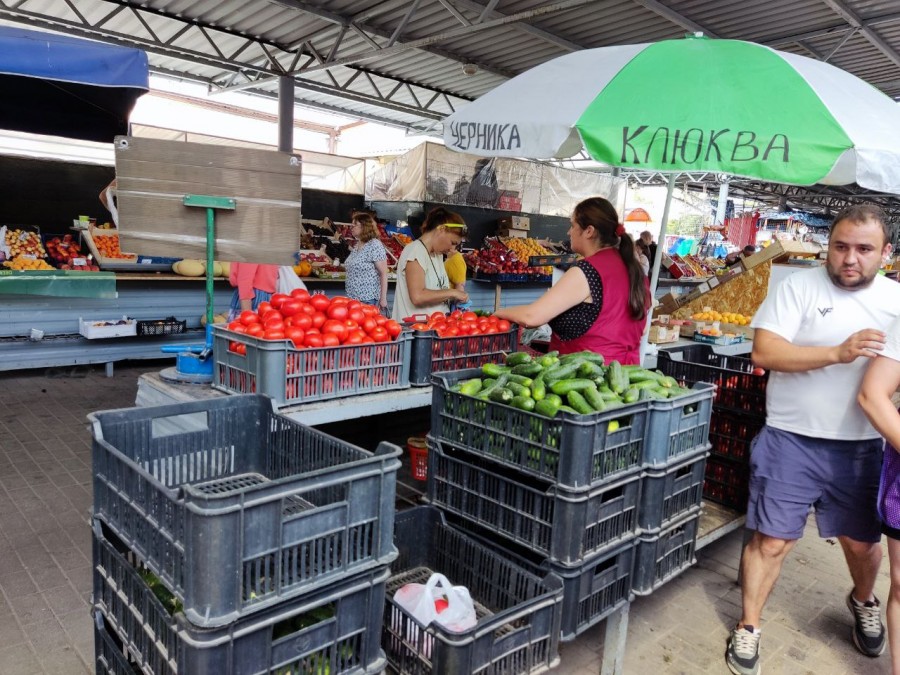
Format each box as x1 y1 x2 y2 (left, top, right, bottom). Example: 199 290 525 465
42 233 99 270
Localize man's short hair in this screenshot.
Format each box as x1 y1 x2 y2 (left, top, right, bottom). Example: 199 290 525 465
832 204 890 244
742 245 756 256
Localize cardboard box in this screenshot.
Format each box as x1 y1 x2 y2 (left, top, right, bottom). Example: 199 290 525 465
742 240 821 270
498 228 528 238
498 216 530 230
649 325 680 344
655 292 683 315
79 316 136 339
693 332 746 346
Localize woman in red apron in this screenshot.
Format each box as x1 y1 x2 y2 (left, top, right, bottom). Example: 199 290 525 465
494 197 650 365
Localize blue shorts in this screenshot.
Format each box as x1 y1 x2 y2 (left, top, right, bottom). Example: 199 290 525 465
747 426 883 543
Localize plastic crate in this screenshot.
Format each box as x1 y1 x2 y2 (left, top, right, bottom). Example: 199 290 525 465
137 317 187 336
90 394 401 627
408 325 519 386
431 369 649 491
703 455 750 511
384 506 563 675
426 437 640 564
638 449 708 534
632 511 700 596
709 407 764 461
92 521 388 675
94 615 139 675
642 382 715 468
656 345 768 413
442 515 634 643
212 324 412 407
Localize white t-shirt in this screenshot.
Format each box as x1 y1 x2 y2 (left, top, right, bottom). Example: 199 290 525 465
391 239 450 321
883 315 900 362
752 265 900 440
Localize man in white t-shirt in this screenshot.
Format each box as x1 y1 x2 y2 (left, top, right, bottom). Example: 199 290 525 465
727 205 900 675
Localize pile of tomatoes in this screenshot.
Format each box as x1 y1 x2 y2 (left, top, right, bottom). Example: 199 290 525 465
408 310 512 338
225 289 403 354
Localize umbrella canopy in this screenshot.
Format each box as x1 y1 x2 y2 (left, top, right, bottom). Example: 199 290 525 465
624 208 652 223
0 26 149 143
444 35 900 194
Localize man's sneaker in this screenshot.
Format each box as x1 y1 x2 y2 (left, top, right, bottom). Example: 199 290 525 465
846 592 886 656
726 624 761 675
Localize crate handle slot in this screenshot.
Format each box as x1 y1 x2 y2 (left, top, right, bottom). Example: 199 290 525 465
151 411 210 438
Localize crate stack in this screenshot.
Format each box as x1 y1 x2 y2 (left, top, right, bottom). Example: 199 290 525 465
656 345 769 512
89 394 401 675
422 366 714 642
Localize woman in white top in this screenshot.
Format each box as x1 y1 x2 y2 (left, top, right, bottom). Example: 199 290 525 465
391 206 469 321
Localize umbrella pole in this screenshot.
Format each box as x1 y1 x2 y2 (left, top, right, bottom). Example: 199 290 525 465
641 173 677 365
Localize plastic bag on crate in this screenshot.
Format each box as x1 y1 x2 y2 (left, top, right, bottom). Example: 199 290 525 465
277 265 307 294
393 572 477 656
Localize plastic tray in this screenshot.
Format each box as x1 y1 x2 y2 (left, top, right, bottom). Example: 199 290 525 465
92 521 388 675
408 325 519 386
426 437 640 565
90 394 401 627
642 383 715 468
631 512 700 596
431 368 649 491
638 449 708 534
212 325 412 407
656 345 768 413
709 407 764 461
79 316 137 339
384 506 563 674
703 455 750 511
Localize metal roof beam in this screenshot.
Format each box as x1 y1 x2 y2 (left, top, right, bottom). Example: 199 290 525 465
449 0 584 52
629 0 719 38
820 0 900 70
765 11 900 49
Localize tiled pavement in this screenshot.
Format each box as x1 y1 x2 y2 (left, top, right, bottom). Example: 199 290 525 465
0 362 892 674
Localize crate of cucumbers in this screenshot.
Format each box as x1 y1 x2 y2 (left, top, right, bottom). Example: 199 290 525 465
431 351 703 490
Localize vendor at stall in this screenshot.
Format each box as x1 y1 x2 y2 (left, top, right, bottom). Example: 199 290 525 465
494 196 650 364
391 206 469 321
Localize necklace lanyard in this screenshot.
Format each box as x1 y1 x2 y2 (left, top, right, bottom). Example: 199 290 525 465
421 239 448 289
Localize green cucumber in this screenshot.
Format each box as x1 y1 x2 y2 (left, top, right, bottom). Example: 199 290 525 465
542 361 580 383
482 362 509 378
476 373 509 400
489 387 515 404
558 405 580 415
505 351 533 367
511 395 536 411
534 398 561 418
632 379 663 390
457 378 483 397
511 362 544 377
550 378 598 396
537 351 560 368
639 387 667 401
623 387 640 404
530 373 547 401
660 375 679 389
582 386 608 412
606 361 628 394
545 393 563 408
577 361 606 379
507 382 531 398
506 373 534 386
566 390 594 415
627 369 664 383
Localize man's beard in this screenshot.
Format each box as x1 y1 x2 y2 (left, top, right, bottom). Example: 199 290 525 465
826 263 877 290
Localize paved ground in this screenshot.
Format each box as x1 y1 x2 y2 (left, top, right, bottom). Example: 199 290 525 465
0 361 892 674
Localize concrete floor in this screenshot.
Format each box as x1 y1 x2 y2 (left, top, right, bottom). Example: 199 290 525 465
0 361 892 674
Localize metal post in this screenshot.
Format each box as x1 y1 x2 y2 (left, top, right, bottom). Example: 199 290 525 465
278 75 295 152
205 206 215 329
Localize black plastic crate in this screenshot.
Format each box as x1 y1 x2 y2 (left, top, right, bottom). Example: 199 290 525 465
431 369 649 491
94 614 140 675
426 437 640 564
709 407 764 462
638 448 708 534
632 511 700 596
384 506 563 675
408 325 519 386
137 317 187 336
90 394 400 627
642 383 715 468
442 515 634 643
703 455 750 511
212 325 412 406
93 521 388 675
656 345 768 413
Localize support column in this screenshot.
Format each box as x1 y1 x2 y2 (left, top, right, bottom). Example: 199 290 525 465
278 76 295 152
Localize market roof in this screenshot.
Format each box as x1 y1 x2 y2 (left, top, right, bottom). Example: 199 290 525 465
4 1 900 135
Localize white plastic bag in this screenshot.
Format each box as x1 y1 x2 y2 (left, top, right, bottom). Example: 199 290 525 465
393 573 477 657
276 265 306 294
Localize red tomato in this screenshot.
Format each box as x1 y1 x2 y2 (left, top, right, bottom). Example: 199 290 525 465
304 333 324 348
429 311 446 323
281 299 303 317
305 327 320 335
483 324 499 334
284 326 305 347
326 303 349 320
290 288 311 300
360 305 379 316
309 294 331 312
346 329 367 342
344 333 363 345
343 320 359 332
359 335 375 344
461 311 478 322
374 316 388 326
411 322 429 331
330 296 351 305
347 300 361 311
270 293 291 310
239 310 260 326
246 323 265 337
495 319 511 332
322 319 348 342
443 326 459 337
311 311 327 329
299 303 316 315
235 343 247 355
256 301 274 317
263 329 285 341
361 317 377 334
370 326 390 342
291 313 312 331
348 308 366 324
449 310 462 320
384 320 402 339
227 320 244 331
263 317 285 332
322 333 341 347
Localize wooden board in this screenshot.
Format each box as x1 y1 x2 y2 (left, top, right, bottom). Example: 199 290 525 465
671 265 771 319
113 136 302 264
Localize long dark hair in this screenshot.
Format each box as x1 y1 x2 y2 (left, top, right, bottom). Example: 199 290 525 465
421 206 468 237
572 197 648 320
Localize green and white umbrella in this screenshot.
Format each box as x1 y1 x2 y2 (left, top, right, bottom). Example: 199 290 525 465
444 34 900 192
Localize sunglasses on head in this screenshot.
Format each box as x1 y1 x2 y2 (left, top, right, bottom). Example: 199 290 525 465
443 223 466 229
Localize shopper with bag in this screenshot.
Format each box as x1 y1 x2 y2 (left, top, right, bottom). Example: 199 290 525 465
345 211 389 313
226 262 278 320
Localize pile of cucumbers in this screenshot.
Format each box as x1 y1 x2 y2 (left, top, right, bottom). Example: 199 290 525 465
450 350 694 418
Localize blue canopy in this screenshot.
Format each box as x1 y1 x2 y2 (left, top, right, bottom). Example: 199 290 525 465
0 26 148 143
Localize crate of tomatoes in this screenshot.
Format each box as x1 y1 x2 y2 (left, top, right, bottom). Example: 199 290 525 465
405 310 519 386
212 289 411 407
